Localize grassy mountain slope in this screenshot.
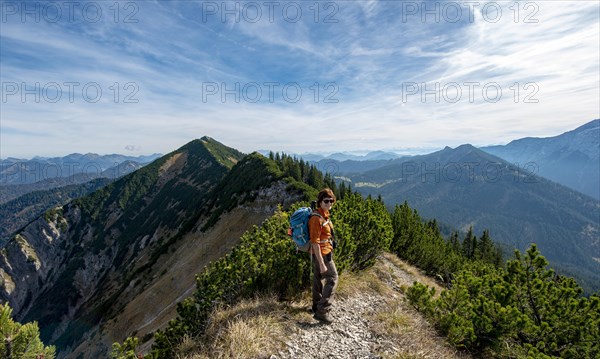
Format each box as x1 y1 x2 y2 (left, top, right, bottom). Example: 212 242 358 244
347 145 600 292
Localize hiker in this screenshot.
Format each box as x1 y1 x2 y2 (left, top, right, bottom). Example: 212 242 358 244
309 188 338 324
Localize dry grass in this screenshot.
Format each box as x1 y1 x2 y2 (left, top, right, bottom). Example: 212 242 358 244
370 254 470 359
336 268 392 298
371 296 470 359
175 293 299 359
196 315 281 359
374 305 412 334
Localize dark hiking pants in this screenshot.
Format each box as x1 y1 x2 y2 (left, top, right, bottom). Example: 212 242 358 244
312 252 338 314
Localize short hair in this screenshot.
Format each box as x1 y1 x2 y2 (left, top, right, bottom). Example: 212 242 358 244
317 188 336 206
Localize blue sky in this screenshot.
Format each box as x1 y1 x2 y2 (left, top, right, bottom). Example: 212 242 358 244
1 0 599 158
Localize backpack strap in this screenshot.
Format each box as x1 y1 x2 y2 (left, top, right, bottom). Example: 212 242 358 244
311 211 333 245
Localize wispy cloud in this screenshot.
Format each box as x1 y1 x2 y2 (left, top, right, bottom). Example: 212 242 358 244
1 0 598 158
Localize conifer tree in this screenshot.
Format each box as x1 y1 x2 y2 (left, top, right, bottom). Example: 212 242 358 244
307 166 324 189
407 244 600 357
449 231 461 252
332 192 393 270
338 181 347 200
299 159 307 181
462 226 476 259
0 304 55 359
289 161 301 181
427 219 441 237
475 229 501 266
504 244 600 357
111 337 141 359
390 201 424 256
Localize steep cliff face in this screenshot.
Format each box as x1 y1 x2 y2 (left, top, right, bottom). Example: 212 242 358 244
0 208 71 312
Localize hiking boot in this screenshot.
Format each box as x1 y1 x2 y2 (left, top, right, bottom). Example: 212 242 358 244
313 311 333 324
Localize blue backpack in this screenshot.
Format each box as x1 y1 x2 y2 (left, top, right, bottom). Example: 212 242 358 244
288 207 327 252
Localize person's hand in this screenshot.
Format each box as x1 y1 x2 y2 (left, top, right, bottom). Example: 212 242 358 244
320 264 327 274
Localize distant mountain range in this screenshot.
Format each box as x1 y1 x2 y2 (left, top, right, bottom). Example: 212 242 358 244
0 152 162 186
292 120 600 200
343 144 600 292
0 160 146 205
258 150 404 162
481 119 600 199
0 155 163 239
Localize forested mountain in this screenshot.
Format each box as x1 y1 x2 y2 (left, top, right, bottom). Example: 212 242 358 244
345 144 600 292
482 119 600 199
0 178 113 245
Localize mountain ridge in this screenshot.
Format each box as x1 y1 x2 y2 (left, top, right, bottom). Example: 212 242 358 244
2 132 598 357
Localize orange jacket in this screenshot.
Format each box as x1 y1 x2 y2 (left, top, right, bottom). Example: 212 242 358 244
309 208 333 255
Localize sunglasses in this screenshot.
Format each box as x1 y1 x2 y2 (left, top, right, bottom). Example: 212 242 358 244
323 199 335 204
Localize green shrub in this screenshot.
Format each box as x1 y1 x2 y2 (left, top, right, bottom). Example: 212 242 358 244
407 245 600 357
0 303 55 359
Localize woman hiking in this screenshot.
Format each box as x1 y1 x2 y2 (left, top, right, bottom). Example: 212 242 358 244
309 188 338 324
